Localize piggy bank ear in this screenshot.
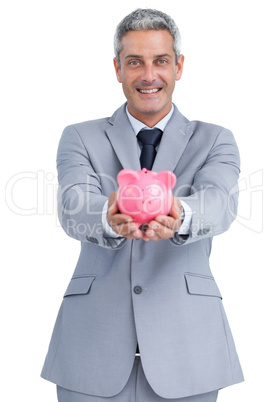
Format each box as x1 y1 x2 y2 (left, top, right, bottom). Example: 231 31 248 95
117 169 140 187
156 170 176 189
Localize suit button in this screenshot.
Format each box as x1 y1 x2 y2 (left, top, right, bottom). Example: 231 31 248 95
134 286 142 294
86 235 99 244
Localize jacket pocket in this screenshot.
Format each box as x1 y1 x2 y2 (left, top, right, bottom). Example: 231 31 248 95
64 275 96 297
185 273 222 298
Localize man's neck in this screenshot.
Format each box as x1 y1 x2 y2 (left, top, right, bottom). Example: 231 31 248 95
126 104 174 135
126 104 173 128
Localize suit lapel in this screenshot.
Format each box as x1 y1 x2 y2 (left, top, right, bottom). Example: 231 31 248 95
153 106 193 173
106 103 193 173
106 104 141 171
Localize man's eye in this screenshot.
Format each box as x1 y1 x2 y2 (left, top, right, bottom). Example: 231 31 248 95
129 60 140 66
157 59 168 64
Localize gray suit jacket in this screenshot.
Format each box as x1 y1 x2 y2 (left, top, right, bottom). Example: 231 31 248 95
41 104 244 399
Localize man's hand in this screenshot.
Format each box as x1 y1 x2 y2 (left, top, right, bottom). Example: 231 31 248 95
107 192 144 240
107 193 182 242
142 197 182 241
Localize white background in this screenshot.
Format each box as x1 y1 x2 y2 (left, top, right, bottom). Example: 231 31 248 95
1 0 267 401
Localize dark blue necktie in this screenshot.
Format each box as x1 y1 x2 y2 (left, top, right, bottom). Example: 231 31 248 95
137 128 163 170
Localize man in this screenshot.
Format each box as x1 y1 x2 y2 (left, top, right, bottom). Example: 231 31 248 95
41 8 244 402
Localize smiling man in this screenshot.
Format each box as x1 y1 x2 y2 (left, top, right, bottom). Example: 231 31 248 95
114 29 184 127
41 8 244 402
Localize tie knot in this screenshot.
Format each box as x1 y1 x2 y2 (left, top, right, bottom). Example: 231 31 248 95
137 128 163 147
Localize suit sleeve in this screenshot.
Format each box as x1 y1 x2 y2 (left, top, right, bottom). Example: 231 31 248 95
171 128 240 245
56 125 127 249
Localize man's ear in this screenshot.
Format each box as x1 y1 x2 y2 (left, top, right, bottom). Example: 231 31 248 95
175 54 184 82
113 57 122 83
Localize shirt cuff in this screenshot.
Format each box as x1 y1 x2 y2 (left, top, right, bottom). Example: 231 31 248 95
177 199 192 235
102 200 123 238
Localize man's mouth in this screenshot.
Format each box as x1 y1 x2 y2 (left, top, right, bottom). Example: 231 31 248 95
137 88 162 94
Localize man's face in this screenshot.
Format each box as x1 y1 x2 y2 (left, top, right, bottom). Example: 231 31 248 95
114 30 184 126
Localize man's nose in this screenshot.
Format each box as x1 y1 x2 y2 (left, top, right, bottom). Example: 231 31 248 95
141 64 157 83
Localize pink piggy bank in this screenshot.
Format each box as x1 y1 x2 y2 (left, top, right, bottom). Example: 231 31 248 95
117 168 176 225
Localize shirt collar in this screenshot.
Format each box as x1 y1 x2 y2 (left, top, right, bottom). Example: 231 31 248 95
126 104 174 136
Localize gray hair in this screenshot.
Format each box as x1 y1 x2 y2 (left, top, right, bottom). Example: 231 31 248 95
114 8 182 66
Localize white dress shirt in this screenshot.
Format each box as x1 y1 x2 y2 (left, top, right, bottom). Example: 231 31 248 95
102 105 192 238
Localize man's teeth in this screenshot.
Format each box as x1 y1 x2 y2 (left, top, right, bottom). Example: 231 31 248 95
138 88 161 94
